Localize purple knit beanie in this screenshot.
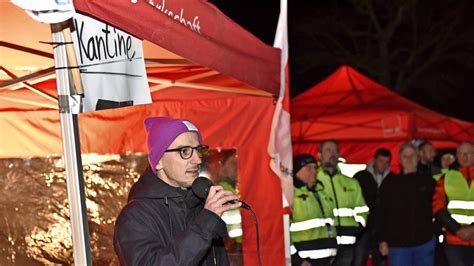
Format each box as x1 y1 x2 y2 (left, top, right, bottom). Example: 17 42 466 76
144 117 202 171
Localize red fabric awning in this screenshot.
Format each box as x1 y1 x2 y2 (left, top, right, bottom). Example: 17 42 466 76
0 87 285 265
73 0 281 95
1 2 286 264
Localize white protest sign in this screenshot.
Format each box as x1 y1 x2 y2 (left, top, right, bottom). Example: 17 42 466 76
71 13 151 112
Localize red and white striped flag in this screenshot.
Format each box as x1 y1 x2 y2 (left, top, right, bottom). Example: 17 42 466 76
270 0 292 207
269 0 293 263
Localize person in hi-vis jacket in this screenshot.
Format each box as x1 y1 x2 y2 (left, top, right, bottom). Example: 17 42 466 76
290 154 338 266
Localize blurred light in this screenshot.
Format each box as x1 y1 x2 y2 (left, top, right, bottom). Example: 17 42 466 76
221 211 242 225
228 228 243 238
338 161 367 177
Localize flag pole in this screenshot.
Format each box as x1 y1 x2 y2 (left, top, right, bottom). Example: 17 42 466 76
50 21 91 265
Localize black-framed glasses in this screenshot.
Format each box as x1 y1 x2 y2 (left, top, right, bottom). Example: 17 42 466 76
164 145 209 160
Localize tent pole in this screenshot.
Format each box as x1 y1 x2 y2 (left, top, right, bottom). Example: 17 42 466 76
0 95 58 109
0 66 58 103
51 22 91 265
0 66 55 89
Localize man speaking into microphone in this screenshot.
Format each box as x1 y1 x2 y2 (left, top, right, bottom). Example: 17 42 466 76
113 116 241 265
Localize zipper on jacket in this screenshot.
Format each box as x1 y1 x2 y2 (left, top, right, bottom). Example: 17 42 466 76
212 246 217 265
330 176 341 226
314 190 333 236
164 195 173 240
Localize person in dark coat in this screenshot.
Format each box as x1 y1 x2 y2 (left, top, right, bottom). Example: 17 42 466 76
377 143 436 266
113 117 241 265
353 148 392 266
417 141 447 266
417 141 441 176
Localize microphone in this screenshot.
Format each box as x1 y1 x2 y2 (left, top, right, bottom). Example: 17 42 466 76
192 177 261 266
192 176 250 209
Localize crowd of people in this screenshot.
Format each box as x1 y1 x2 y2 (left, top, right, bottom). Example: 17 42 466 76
291 140 474 266
111 116 472 265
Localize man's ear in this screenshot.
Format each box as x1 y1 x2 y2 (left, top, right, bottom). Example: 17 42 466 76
156 158 164 172
317 152 321 159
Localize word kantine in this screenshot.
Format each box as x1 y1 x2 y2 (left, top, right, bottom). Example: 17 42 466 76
74 19 137 64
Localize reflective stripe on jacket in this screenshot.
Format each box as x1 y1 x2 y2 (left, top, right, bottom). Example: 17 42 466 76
433 167 474 246
445 170 474 226
317 169 368 245
291 183 338 258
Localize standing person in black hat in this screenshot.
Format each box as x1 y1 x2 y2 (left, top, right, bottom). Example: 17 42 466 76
290 154 338 266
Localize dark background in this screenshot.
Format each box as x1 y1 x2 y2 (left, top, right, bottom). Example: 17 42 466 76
210 0 474 122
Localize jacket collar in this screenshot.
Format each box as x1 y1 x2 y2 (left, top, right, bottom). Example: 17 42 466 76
319 167 341 177
128 166 201 209
294 175 323 192
367 160 391 178
293 176 307 189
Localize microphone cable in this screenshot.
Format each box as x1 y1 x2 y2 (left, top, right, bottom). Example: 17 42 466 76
241 203 262 266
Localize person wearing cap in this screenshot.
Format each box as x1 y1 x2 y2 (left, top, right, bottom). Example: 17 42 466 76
290 154 338 266
316 140 368 266
113 117 241 265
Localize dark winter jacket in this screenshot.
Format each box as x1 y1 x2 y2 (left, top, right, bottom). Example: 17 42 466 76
113 167 229 265
377 172 436 247
353 165 392 233
417 162 441 176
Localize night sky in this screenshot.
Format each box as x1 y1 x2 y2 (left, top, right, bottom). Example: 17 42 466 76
210 0 474 122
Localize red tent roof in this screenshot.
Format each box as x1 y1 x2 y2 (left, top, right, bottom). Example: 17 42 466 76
73 0 280 95
291 65 474 164
292 65 474 144
0 64 270 113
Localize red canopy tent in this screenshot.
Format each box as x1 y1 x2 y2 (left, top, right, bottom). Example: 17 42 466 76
291 65 474 169
1 86 282 265
1 1 286 265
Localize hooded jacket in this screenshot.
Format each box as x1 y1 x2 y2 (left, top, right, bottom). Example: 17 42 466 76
113 167 229 265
